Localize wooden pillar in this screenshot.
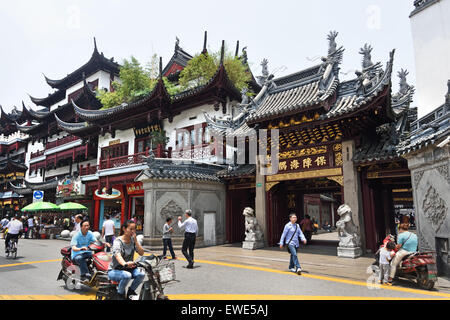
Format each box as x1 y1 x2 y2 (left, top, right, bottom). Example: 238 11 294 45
94 200 100 231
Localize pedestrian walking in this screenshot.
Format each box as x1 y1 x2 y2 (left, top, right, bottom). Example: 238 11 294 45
279 213 307 275
27 216 35 239
162 217 176 260
102 215 116 253
300 215 313 243
379 241 396 285
178 210 198 269
73 214 82 232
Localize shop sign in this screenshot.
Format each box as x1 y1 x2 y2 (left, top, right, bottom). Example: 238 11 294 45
56 176 84 198
126 182 144 195
109 139 121 146
94 188 122 200
133 123 161 138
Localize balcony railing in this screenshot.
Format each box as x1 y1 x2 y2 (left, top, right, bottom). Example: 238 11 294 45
79 164 99 176
46 135 80 150
79 146 172 175
30 150 45 160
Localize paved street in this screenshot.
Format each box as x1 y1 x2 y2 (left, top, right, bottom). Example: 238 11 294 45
0 238 449 300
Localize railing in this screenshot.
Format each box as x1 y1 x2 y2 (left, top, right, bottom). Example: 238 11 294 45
46 135 80 150
30 150 45 159
79 164 99 176
99 152 148 170
93 146 172 172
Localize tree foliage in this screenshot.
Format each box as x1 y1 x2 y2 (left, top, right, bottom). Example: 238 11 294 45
178 49 251 93
97 47 252 110
97 55 159 109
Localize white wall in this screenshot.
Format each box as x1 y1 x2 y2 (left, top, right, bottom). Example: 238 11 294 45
410 0 450 116
49 70 112 111
163 100 239 162
97 128 136 163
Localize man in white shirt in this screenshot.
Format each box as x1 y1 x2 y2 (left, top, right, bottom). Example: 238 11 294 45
101 215 116 252
73 214 82 232
178 210 198 269
2 216 23 253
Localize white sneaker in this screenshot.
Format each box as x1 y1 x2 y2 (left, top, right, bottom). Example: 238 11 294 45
296 267 302 275
290 268 297 273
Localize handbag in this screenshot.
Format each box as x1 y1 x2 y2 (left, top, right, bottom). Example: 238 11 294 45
286 224 298 253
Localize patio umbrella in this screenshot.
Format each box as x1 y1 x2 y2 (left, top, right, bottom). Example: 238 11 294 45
21 202 60 212
58 202 87 211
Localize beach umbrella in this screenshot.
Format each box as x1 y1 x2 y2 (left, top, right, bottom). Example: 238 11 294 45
21 202 60 212
58 202 87 211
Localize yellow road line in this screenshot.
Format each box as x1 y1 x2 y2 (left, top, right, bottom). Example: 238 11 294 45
0 259 61 268
175 257 450 299
167 294 450 301
2 254 448 299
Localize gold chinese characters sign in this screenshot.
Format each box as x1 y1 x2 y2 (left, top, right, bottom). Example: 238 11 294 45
266 168 343 183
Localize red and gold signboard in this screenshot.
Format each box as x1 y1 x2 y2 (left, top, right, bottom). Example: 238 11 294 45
126 182 144 195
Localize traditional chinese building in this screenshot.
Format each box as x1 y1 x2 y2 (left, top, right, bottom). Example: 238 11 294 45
11 39 120 222
55 34 259 247
0 106 30 216
206 32 417 253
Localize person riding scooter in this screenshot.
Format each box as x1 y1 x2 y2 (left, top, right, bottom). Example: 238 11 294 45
388 223 418 285
108 220 146 300
71 220 97 281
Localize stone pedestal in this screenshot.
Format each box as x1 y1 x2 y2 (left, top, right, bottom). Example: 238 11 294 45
243 240 264 250
337 246 363 258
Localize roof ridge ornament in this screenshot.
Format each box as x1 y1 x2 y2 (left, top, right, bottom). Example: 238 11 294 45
257 59 269 86
445 79 450 106
220 40 225 66
202 31 208 55
398 69 411 95
327 31 339 55
359 44 374 69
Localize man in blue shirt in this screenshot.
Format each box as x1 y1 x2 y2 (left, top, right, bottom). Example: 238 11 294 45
279 213 307 275
71 219 97 281
388 223 418 284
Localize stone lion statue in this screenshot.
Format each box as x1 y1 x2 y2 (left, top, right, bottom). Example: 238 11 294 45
243 207 263 242
336 204 360 248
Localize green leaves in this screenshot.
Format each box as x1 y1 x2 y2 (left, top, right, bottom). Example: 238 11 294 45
97 55 158 109
97 46 253 110
178 50 251 93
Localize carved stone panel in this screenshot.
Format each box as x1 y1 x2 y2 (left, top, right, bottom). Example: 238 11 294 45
422 185 448 232
436 164 449 184
414 170 425 189
160 200 184 221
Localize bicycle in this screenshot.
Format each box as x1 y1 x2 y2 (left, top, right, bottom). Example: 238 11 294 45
5 236 18 259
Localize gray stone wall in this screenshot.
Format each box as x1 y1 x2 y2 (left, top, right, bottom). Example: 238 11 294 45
140 179 226 249
406 145 450 275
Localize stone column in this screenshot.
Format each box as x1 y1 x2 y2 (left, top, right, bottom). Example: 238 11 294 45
341 139 366 254
255 156 268 247
143 183 153 238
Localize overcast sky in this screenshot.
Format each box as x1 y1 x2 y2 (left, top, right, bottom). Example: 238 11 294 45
0 0 417 114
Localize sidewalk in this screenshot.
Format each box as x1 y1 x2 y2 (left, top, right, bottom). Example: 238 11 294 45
145 233 450 294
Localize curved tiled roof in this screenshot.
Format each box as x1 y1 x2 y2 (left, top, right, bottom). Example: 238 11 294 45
137 158 223 183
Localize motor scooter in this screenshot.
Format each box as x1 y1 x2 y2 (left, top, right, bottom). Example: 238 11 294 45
371 235 437 290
